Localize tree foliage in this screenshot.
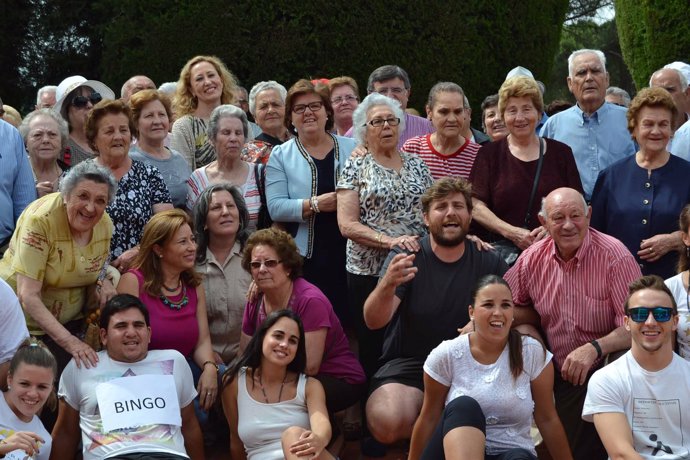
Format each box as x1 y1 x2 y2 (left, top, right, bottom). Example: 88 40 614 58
615 0 690 90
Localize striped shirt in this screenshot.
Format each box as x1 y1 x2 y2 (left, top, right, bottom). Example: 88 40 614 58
401 134 480 179
504 228 642 369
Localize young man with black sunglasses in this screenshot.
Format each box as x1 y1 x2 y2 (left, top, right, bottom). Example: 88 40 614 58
583 275 690 460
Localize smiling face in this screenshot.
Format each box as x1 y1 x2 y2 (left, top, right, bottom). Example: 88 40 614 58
567 52 609 114
483 104 508 140
206 190 240 240
26 114 62 162
190 61 223 106
261 316 300 366
64 179 110 235
633 106 673 156
290 93 328 137
100 307 152 363
625 288 678 356
6 363 54 422
212 116 245 162
156 223 197 272
250 244 291 292
364 104 400 153
428 91 465 139
540 188 591 261
137 100 170 144
424 192 471 247
330 85 359 129
93 112 131 160
254 89 286 134
503 95 539 140
469 282 514 343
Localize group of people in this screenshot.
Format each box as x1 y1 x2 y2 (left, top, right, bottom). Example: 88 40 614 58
1 47 690 460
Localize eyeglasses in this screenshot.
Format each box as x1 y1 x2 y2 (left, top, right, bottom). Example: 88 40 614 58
72 93 103 108
366 117 400 128
292 102 323 114
249 259 282 270
627 306 674 323
374 87 406 96
331 95 359 106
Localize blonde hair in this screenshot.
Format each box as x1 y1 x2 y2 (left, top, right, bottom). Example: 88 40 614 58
498 76 544 118
173 55 239 117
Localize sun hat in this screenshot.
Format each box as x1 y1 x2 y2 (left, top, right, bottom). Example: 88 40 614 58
54 75 115 117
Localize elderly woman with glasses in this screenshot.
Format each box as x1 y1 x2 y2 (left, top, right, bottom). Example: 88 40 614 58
54 76 115 166
265 79 356 327
337 93 433 377
328 77 360 136
241 81 293 165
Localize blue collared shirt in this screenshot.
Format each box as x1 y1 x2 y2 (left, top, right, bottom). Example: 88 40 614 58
540 102 636 200
670 118 690 161
0 120 36 242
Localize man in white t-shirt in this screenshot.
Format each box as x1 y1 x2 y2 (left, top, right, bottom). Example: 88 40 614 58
0 278 29 390
50 294 203 460
583 275 690 460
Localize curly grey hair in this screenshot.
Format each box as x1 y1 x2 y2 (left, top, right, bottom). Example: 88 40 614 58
207 104 251 142
59 160 118 204
352 93 406 146
19 108 69 150
248 81 287 116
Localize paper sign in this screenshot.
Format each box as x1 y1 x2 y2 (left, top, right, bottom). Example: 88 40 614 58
96 374 181 433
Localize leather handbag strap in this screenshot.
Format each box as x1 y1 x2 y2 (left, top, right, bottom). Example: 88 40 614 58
524 137 545 229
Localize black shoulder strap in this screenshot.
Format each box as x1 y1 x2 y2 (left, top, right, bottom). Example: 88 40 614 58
524 137 545 229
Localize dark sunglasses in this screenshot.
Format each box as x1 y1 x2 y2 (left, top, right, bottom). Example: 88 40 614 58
72 93 103 108
627 306 674 323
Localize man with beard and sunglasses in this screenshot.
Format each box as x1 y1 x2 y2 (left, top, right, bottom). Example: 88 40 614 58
583 275 690 460
361 177 507 446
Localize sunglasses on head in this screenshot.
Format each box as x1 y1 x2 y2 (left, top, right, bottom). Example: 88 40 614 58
627 306 674 323
72 92 102 108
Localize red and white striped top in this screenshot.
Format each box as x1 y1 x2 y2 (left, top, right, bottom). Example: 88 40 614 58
505 227 642 369
401 134 480 180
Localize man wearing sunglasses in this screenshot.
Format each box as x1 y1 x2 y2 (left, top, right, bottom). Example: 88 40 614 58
584 275 690 460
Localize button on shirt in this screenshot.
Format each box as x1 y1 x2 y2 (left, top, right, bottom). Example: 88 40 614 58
540 102 636 200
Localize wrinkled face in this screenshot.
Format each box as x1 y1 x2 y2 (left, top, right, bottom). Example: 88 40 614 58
156 224 197 272
37 90 56 109
64 179 109 235
101 308 151 363
633 106 673 155
503 96 539 139
190 61 223 105
94 112 131 159
26 114 62 162
290 93 327 136
469 283 514 343
213 116 245 161
206 190 240 239
254 89 286 133
250 244 291 291
650 69 689 116
483 104 508 140
364 105 400 152
6 363 54 422
541 191 590 261
262 317 300 366
567 53 609 111
625 288 678 355
233 88 249 113
428 92 465 138
330 85 359 127
137 100 170 143
126 76 156 100
423 192 471 247
371 77 409 110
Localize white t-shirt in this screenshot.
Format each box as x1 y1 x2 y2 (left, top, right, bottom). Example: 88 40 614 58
58 349 197 460
0 393 51 460
424 334 551 455
664 273 690 358
0 278 29 365
583 351 690 459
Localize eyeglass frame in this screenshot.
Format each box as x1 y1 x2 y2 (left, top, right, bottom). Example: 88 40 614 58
365 117 401 128
249 259 283 270
331 95 359 106
292 101 324 114
627 306 675 323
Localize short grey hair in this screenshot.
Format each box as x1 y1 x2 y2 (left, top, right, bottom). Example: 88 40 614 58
367 65 411 93
606 86 631 107
426 82 465 110
352 93 406 145
649 68 689 91
464 95 471 110
538 190 587 218
36 85 57 105
568 49 607 77
19 108 69 150
59 160 118 204
248 81 287 116
207 104 251 142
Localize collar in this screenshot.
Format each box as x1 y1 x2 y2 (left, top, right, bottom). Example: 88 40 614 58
549 227 592 264
574 101 609 125
201 241 242 268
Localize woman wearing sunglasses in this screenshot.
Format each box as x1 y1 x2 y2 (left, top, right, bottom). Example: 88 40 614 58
54 75 115 166
239 228 366 422
265 79 356 328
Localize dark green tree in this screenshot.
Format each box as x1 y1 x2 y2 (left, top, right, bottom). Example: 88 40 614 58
0 0 32 109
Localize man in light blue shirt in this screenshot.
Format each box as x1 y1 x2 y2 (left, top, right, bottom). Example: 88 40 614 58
0 118 36 252
540 49 636 200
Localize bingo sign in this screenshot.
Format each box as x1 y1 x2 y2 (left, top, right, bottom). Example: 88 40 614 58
96 374 181 432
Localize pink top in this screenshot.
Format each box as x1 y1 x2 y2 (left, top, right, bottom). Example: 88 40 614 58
402 134 480 179
130 269 199 357
242 278 365 384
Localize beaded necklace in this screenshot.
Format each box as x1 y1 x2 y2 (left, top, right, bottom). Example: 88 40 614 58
159 284 188 310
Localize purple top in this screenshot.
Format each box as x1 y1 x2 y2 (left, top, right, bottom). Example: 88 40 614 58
242 278 365 384
344 112 434 150
130 269 199 357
